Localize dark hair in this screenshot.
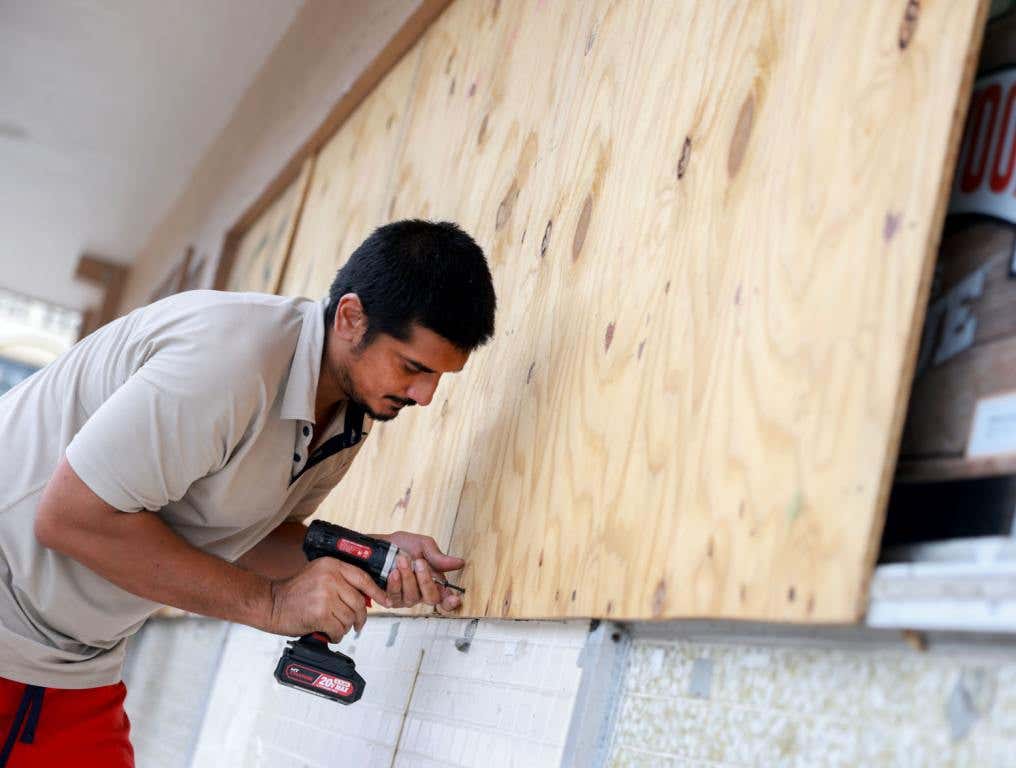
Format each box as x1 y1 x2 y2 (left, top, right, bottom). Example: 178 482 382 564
325 219 496 351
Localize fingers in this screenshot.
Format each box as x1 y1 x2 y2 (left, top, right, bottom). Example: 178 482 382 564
337 582 368 632
338 562 390 607
433 587 463 615
440 587 462 612
420 536 466 573
397 555 420 606
386 566 404 608
325 601 357 642
385 555 463 610
413 559 442 605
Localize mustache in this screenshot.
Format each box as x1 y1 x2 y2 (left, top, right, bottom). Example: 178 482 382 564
384 396 417 408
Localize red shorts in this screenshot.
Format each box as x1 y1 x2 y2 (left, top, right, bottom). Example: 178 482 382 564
0 677 133 767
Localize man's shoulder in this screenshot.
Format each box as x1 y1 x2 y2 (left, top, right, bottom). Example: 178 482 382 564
146 290 310 339
150 288 303 318
138 290 317 372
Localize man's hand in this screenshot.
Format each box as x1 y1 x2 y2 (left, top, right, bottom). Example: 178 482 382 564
267 558 391 642
376 531 465 614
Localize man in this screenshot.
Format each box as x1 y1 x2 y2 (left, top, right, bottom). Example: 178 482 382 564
0 219 497 766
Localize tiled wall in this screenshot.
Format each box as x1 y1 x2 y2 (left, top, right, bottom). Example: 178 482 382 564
607 635 1016 768
122 617 230 768
189 616 591 768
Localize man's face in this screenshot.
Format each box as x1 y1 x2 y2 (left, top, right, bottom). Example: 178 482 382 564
338 323 470 422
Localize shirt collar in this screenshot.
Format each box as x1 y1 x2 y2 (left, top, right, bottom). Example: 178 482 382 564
280 297 327 423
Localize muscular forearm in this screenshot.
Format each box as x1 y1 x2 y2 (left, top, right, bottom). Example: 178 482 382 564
236 521 308 580
35 458 273 630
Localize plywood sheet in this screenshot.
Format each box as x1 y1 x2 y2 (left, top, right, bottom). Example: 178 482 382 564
226 159 313 293
278 48 422 301
302 0 987 622
308 0 571 595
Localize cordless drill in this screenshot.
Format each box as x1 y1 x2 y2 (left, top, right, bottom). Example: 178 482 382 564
273 522 399 704
273 521 464 704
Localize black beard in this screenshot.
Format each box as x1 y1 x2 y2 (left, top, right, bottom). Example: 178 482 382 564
367 405 398 422
337 366 411 422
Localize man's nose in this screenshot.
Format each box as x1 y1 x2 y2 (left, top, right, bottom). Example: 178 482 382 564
407 374 440 406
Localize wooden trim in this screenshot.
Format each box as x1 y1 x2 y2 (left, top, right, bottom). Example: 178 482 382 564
74 253 129 336
174 246 194 293
896 453 1016 483
148 246 195 303
212 229 243 291
213 0 452 290
76 307 98 341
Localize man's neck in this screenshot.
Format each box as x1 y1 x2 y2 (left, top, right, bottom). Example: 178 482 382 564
314 342 347 429
314 372 343 428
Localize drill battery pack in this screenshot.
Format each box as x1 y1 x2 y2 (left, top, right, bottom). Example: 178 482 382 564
274 633 365 704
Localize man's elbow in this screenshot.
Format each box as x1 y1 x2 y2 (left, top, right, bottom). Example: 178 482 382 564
34 505 64 552
35 456 111 555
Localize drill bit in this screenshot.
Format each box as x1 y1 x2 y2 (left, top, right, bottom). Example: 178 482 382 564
432 576 466 594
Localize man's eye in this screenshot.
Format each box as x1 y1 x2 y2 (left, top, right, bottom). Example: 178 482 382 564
404 364 417 374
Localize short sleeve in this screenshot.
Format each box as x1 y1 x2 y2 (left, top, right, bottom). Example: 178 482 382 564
66 355 265 513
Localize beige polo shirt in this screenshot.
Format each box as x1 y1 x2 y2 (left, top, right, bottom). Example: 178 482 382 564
0 290 371 688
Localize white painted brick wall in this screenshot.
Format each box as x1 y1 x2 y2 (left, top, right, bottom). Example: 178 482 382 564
190 616 591 768
122 617 230 768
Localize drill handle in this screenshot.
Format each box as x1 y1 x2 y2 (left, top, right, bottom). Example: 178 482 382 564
301 632 330 646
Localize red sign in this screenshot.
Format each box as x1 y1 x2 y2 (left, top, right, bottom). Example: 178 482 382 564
952 67 1016 222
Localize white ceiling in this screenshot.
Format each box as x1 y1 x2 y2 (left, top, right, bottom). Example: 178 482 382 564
0 0 302 310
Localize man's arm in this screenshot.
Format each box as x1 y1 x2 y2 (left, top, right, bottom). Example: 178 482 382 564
35 457 389 640
236 521 307 580
237 522 466 613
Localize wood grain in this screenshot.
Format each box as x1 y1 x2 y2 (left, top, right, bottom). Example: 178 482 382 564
278 48 421 300
284 0 987 622
225 159 313 293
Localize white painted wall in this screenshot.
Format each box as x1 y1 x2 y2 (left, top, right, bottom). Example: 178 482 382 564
190 617 590 768
122 618 229 768
118 0 424 314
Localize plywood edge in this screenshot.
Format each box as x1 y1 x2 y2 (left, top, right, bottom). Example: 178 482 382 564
857 0 992 621
270 156 316 295
212 0 452 290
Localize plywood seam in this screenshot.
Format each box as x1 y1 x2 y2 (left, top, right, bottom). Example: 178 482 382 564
445 453 472 560
271 157 316 295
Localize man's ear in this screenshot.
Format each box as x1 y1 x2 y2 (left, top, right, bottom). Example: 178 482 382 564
334 293 367 345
